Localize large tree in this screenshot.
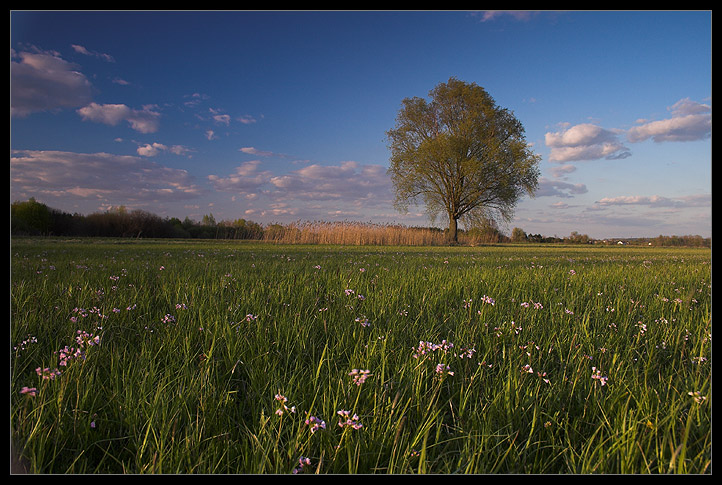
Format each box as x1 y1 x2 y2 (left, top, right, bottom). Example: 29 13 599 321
386 78 541 243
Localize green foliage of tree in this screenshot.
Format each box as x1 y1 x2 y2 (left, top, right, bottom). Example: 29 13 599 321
387 78 541 243
511 227 527 243
10 197 51 235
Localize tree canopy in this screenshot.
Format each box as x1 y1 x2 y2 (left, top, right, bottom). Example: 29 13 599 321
386 77 541 242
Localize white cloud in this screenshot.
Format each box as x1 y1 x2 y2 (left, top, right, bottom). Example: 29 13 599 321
545 98 711 163
594 193 711 208
208 161 274 193
535 177 588 198
545 123 630 162
237 115 257 124
10 150 204 210
71 44 115 62
627 98 711 143
268 161 392 203
549 164 576 178
239 146 276 157
137 142 193 157
209 160 394 221
213 113 231 125
477 11 538 22
77 102 161 133
11 48 93 117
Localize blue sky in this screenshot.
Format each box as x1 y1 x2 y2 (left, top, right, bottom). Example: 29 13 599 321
11 10 711 238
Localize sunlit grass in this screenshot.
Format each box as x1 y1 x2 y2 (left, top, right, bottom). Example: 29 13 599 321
11 238 711 473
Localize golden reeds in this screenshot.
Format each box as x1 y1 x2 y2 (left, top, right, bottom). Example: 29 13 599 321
261 220 459 246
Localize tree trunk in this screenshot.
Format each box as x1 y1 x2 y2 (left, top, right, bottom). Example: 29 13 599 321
448 215 458 244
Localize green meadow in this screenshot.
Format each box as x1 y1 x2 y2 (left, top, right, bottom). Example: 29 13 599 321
10 238 711 474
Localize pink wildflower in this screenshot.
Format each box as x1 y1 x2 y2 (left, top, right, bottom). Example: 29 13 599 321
337 410 363 429
348 368 372 385
20 386 37 396
305 415 326 434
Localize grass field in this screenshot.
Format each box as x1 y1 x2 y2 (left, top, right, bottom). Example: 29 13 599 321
10 238 711 474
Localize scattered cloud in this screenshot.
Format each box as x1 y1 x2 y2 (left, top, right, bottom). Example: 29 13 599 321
77 102 161 133
183 92 209 108
209 160 394 220
10 150 205 210
208 161 274 194
71 44 115 62
545 123 630 162
476 11 539 22
535 177 588 198
627 98 711 143
10 47 93 117
268 161 392 204
237 115 257 124
549 164 576 178
545 98 711 163
137 142 194 158
594 193 711 209
239 147 277 157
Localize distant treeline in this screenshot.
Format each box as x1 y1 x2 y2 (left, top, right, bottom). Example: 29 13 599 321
10 198 711 247
11 198 263 240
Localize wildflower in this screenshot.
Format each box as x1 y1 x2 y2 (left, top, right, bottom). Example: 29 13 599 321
521 364 534 374
274 394 296 415
521 300 543 310
57 345 84 366
305 415 326 434
13 335 37 353
455 347 476 359
293 456 312 474
537 371 550 384
688 391 707 404
480 295 495 306
76 330 100 347
245 314 258 322
349 368 372 386
355 316 371 327
20 386 37 397
161 314 176 324
36 367 61 380
337 410 363 430
463 299 472 309
591 367 608 386
435 363 454 376
345 289 355 296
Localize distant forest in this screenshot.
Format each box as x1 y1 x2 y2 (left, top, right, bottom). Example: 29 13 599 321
10 198 711 247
